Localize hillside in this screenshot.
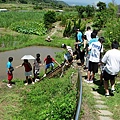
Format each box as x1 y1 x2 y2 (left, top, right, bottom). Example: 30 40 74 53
0 0 69 7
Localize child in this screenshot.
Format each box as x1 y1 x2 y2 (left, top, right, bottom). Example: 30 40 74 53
16 59 34 85
33 53 42 82
62 44 73 65
43 55 61 77
6 57 14 88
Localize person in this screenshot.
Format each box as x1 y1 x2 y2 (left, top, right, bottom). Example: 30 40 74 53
101 40 120 97
45 36 52 42
16 59 34 85
61 44 73 65
79 35 88 66
84 26 92 42
85 37 103 83
6 57 14 88
74 29 83 62
84 32 98 70
33 53 42 82
43 55 61 77
98 37 105 86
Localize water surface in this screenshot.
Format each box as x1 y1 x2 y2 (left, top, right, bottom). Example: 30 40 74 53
0 46 63 80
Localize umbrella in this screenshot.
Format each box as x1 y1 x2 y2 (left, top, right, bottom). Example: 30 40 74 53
21 55 35 60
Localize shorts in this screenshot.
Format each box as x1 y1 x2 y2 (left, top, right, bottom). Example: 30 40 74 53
34 69 40 75
8 73 13 81
103 70 116 81
46 63 54 69
88 61 98 73
25 71 32 77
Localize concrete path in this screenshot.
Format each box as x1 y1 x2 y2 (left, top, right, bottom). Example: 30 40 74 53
81 68 115 120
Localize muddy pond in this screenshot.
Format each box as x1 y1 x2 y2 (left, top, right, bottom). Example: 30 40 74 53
0 46 63 80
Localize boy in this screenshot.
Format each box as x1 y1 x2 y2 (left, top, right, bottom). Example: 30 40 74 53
6 57 14 88
43 55 61 77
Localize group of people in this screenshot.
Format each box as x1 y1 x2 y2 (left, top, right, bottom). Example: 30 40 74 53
74 26 120 97
6 26 120 97
6 54 61 88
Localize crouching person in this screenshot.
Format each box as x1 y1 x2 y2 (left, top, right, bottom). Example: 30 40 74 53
43 55 61 77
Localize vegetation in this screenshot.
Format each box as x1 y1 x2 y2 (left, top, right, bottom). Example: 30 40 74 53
0 1 120 120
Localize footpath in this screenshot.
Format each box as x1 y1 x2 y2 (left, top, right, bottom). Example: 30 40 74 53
79 66 114 120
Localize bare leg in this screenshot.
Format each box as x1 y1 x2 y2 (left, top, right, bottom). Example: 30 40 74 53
87 71 91 80
90 72 94 81
104 80 109 95
26 76 28 83
45 68 47 74
110 79 115 90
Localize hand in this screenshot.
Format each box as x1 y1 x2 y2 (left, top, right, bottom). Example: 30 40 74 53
59 64 61 67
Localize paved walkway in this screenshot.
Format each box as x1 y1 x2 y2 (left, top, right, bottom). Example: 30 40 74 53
80 67 115 120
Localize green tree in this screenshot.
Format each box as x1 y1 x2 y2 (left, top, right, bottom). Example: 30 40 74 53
97 1 106 12
63 20 72 37
44 11 56 30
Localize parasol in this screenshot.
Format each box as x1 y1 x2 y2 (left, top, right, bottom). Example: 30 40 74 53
21 55 35 60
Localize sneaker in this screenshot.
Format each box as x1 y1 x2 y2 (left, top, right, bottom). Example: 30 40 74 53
111 88 115 93
89 80 93 83
24 83 28 86
32 82 35 85
35 79 39 82
43 74 46 77
111 90 115 93
65 62 68 66
84 79 90 83
7 84 12 88
105 93 110 97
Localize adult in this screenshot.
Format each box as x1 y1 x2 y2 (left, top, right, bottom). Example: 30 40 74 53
79 35 88 66
101 41 120 97
16 59 34 85
85 37 103 83
43 55 61 77
84 26 92 42
74 29 83 61
6 57 14 88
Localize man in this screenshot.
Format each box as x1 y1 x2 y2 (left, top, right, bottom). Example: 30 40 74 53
74 29 83 61
101 41 120 97
85 37 104 83
84 26 92 42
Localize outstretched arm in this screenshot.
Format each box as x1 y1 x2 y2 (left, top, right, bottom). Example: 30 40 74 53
55 60 61 67
16 64 22 68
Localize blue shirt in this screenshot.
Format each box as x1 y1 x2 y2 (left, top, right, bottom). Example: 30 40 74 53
77 31 83 46
89 38 98 46
6 61 12 72
88 38 98 54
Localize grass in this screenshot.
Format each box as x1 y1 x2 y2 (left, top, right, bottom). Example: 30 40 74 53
87 72 120 120
0 4 120 119
1 68 77 120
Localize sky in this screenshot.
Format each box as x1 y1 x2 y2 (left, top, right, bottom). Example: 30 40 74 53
61 0 120 6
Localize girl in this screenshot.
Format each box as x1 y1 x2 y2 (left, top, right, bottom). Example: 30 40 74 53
16 59 34 85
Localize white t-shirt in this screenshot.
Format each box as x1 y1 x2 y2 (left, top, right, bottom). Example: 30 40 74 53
84 30 92 42
102 49 120 75
89 41 103 62
34 59 41 70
